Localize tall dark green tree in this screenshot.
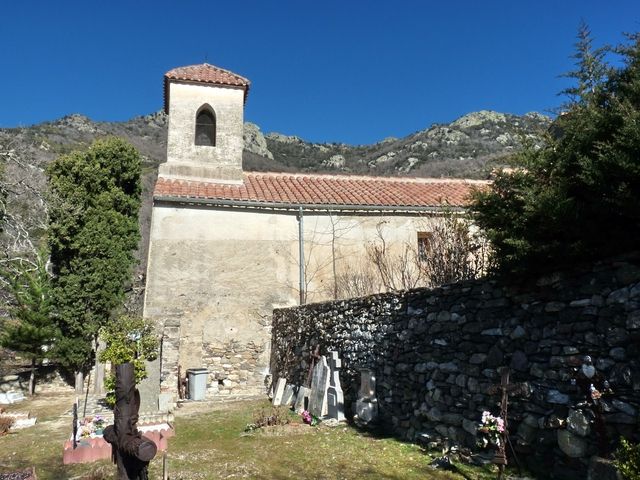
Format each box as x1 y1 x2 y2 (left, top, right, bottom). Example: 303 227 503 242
0 252 57 395
560 21 609 105
472 31 640 275
47 137 141 379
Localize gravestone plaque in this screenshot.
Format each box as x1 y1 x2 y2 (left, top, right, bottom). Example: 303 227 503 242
282 384 296 406
308 356 330 417
272 378 287 406
326 351 345 421
355 368 378 425
294 386 311 413
138 357 161 411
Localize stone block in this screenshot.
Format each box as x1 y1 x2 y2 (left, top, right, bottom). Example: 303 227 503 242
557 429 587 458
469 353 487 365
547 390 570 405
588 456 623 480
567 409 590 437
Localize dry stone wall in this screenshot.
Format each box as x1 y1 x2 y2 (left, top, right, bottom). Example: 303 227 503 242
271 256 640 478
0 366 73 396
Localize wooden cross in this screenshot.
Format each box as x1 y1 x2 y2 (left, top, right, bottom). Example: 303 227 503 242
305 345 321 387
486 368 528 478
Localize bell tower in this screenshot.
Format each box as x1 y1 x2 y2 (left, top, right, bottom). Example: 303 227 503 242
160 63 250 183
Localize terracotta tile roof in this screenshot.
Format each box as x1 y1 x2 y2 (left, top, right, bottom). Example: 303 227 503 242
154 172 487 209
164 63 250 112
165 63 250 88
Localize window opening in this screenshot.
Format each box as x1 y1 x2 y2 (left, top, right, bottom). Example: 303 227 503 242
417 232 433 261
195 107 216 146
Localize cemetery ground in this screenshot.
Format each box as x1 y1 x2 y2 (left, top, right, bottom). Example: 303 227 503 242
0 392 504 480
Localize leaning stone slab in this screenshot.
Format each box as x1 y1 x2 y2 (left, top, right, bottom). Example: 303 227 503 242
293 386 311 413
308 356 330 417
281 384 296 406
272 378 287 406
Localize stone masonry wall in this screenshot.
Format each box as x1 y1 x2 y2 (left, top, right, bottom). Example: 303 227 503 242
271 255 640 478
203 340 267 396
0 366 73 396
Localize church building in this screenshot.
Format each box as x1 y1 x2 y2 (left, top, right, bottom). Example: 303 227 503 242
142 63 484 401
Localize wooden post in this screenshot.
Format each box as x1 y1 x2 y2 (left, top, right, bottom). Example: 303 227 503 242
103 362 157 480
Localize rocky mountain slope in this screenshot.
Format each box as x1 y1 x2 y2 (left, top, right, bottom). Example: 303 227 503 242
3 108 550 183
246 110 550 178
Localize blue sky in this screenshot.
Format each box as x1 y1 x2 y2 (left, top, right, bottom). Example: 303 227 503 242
1 1 639 144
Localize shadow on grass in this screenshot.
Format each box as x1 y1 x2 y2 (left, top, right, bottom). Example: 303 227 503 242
248 465 456 480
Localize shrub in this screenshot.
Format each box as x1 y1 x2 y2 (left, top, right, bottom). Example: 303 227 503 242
616 439 640 480
244 406 291 432
99 315 158 408
0 415 15 435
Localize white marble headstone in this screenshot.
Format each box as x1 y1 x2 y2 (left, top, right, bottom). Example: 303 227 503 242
272 377 287 406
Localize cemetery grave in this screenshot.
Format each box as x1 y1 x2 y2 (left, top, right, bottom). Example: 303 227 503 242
0 390 500 479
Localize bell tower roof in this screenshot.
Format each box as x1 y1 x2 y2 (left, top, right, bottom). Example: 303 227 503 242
164 63 251 113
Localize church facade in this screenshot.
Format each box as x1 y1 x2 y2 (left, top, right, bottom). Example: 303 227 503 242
143 63 484 400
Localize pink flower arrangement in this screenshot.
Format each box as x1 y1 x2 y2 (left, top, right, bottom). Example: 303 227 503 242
301 410 319 426
480 411 505 433
477 411 504 448
77 415 107 439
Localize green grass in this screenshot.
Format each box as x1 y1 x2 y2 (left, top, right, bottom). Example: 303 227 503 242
0 394 499 480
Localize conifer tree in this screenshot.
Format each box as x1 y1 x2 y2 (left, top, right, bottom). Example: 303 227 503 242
472 31 640 275
47 138 141 381
560 21 609 105
0 253 57 395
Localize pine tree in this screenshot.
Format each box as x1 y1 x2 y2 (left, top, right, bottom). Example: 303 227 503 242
472 31 640 275
560 21 609 106
47 138 141 380
0 252 57 395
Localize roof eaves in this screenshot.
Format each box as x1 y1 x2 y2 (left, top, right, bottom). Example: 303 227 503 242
153 194 466 213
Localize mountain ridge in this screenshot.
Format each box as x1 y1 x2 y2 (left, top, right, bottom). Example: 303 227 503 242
2 108 551 181
0 108 551 312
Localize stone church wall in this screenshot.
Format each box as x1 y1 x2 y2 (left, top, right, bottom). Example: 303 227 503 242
143 202 432 399
271 255 640 477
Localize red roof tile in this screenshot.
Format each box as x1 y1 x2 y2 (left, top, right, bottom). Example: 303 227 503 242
164 63 250 112
165 63 250 88
154 173 487 209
